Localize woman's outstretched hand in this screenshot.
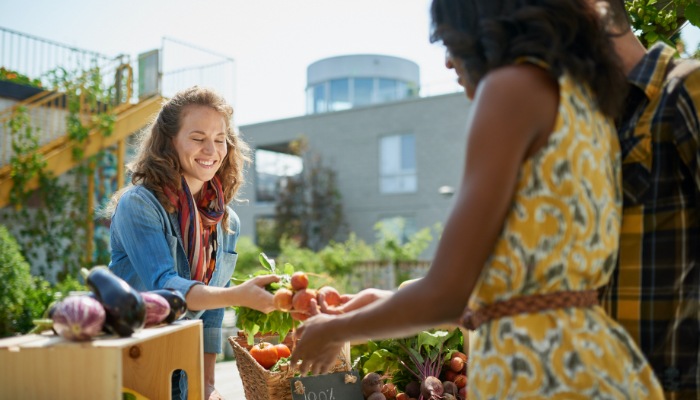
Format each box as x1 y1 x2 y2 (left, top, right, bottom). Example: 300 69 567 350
234 274 279 313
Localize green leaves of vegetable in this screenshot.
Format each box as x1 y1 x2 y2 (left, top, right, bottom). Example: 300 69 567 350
233 253 297 345
354 328 464 390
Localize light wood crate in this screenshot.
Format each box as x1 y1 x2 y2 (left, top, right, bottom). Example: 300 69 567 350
0 319 203 399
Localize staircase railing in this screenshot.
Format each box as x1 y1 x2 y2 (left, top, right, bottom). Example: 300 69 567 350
0 59 134 169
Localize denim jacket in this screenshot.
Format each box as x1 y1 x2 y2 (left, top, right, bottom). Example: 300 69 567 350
108 185 239 354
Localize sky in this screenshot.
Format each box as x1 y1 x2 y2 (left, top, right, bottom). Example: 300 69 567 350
2 1 700 126
0 0 462 126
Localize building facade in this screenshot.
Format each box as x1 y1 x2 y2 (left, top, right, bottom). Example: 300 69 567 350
235 89 471 259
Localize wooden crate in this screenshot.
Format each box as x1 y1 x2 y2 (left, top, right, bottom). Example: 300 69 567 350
0 319 203 399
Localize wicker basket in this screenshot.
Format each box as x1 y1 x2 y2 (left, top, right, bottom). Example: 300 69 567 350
228 335 351 400
232 330 295 351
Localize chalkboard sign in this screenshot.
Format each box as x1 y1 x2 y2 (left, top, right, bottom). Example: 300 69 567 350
289 370 364 400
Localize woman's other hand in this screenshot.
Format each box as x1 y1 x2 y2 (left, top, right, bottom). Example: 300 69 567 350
290 313 345 375
317 288 393 315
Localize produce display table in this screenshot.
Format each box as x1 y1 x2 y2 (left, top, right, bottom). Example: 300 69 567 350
0 319 203 399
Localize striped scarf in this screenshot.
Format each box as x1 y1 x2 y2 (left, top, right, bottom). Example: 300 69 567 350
165 175 225 284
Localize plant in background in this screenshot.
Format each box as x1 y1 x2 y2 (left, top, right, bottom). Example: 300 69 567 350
231 235 263 281
373 220 439 265
6 106 47 206
625 0 700 47
2 65 116 280
0 223 90 337
0 224 34 337
318 232 375 276
0 67 43 88
274 138 347 252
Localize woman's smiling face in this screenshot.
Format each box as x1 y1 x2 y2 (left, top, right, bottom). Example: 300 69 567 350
172 105 228 195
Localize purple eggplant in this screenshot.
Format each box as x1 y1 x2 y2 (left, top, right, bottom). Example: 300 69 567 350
141 292 171 327
51 295 106 341
86 267 146 337
148 289 188 323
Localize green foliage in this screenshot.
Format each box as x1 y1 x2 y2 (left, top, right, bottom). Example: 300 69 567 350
233 254 297 345
0 225 34 337
274 141 347 252
374 220 441 265
2 66 116 278
352 328 464 389
625 0 697 46
232 235 263 281
0 67 43 88
318 233 375 275
7 107 48 206
0 224 89 336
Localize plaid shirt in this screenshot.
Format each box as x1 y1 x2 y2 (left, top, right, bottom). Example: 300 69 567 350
601 43 700 398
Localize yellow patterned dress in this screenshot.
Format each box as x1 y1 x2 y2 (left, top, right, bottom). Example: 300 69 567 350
467 71 664 399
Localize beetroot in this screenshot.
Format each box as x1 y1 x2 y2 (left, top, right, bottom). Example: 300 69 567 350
421 376 444 400
362 372 382 397
381 382 397 399
449 356 465 372
52 295 106 341
404 381 421 398
443 380 458 396
141 292 171 327
367 392 387 400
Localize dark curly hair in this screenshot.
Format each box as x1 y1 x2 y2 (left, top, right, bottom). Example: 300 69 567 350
430 0 627 117
108 86 250 230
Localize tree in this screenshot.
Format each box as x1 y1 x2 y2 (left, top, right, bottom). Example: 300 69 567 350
274 140 347 252
625 0 700 47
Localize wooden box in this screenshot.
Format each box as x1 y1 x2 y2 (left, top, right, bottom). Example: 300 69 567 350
0 320 203 399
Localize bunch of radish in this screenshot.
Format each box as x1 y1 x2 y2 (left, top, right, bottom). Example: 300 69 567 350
361 372 398 400
272 271 342 321
361 350 468 400
437 350 468 399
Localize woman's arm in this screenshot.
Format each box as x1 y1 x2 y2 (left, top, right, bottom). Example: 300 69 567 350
292 64 560 374
185 275 278 312
111 188 199 296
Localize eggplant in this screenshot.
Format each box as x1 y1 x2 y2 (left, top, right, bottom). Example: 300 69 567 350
148 289 188 323
51 295 106 341
85 267 146 337
141 292 171 327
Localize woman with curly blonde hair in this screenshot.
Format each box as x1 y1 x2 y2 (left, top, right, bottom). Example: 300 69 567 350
108 86 277 400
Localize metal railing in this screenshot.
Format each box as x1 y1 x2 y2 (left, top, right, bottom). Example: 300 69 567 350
0 60 133 169
1 27 114 88
0 26 138 169
0 27 237 170
160 36 236 103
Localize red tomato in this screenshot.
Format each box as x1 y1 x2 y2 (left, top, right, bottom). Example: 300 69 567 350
249 342 279 369
275 343 291 359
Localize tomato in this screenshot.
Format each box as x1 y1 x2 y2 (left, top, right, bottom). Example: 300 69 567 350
275 343 291 359
249 342 279 369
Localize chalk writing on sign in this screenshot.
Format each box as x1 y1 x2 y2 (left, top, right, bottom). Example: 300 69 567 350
289 370 363 400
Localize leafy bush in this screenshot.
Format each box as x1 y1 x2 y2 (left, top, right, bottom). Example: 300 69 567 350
232 235 263 281
0 225 34 337
373 221 441 264
0 224 89 336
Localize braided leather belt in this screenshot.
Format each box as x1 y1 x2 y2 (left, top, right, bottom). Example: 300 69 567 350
461 289 599 330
